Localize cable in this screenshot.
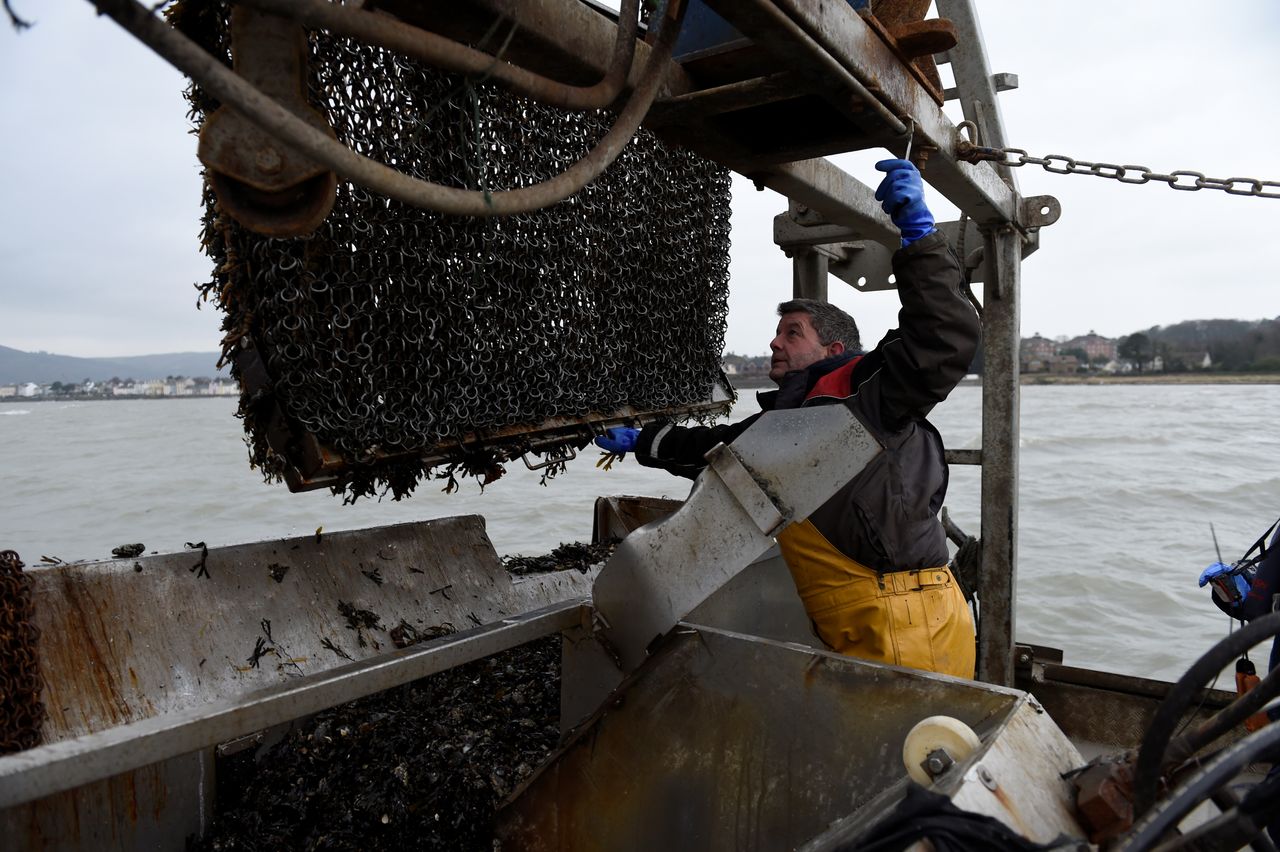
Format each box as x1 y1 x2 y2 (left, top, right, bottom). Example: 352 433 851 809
88 0 684 217
1119 722 1280 852
1132 611 1280 817
1164 664 1280 768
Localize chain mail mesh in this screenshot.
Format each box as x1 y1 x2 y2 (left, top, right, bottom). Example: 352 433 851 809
0 551 44 754
175 2 733 501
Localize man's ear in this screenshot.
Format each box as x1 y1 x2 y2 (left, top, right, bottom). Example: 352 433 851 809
827 341 846 356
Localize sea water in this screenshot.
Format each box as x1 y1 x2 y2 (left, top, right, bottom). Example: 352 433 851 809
3 383 1278 683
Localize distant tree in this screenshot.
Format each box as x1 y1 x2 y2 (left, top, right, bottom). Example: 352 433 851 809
1062 347 1089 367
1250 356 1280 373
49 381 65 394
1118 333 1153 371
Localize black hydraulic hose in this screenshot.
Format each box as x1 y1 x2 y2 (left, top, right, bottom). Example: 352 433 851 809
1133 611 1280 817
238 0 641 111
1120 722 1280 852
1151 798 1280 852
1206 788 1280 852
88 0 685 217
1164 663 1280 767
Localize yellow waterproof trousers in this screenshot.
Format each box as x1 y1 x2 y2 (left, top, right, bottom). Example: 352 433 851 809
777 520 976 678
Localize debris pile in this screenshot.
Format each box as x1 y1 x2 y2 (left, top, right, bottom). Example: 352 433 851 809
193 637 560 851
502 538 619 576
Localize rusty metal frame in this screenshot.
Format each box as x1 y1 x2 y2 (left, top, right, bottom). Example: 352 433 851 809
0 601 586 808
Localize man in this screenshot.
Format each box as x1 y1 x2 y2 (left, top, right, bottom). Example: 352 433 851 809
596 159 980 678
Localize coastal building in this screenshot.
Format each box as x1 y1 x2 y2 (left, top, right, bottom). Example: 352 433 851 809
165 377 198 396
0 385 15 398
1048 355 1079 374
1063 331 1116 363
1019 334 1056 372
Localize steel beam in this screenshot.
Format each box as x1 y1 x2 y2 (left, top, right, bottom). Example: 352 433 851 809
723 0 1018 226
390 0 696 95
941 71 1018 103
647 72 808 127
764 157 900 246
791 247 830 301
0 601 586 808
701 0 907 134
934 0 1017 186
977 227 1021 687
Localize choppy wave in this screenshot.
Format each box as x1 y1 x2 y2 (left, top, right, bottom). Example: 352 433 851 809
4 386 1279 683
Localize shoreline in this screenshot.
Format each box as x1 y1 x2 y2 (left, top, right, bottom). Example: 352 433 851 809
730 373 1280 390
6 373 1279 405
1017 373 1280 386
0 394 236 403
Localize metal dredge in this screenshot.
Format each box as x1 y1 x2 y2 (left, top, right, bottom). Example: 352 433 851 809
176 2 734 501
0 551 43 755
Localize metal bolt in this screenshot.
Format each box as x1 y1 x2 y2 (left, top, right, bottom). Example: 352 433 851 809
977 765 998 791
922 748 955 779
256 147 283 175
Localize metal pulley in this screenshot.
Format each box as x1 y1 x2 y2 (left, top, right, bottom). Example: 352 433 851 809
197 6 337 237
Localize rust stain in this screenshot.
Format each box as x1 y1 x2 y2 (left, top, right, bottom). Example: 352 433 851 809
990 783 1029 836
46 569 134 734
152 760 169 821
802 654 825 689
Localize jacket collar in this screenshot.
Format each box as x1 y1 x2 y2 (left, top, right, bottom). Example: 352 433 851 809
757 350 863 411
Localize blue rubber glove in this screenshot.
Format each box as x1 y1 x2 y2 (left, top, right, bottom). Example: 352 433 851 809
595 427 639 453
1198 560 1251 603
874 158 936 247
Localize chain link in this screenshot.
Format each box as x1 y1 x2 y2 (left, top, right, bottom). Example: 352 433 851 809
180 4 733 501
957 143 1280 199
0 550 45 755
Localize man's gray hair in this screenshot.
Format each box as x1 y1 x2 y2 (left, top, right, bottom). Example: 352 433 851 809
777 298 861 351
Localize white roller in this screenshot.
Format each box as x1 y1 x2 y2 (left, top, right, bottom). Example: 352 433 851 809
902 715 982 785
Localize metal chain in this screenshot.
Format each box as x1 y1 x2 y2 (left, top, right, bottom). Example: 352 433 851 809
179 3 733 502
956 142 1280 199
0 550 44 755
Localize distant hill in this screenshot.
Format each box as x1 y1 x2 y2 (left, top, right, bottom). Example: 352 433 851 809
0 345 228 385
1137 317 1280 371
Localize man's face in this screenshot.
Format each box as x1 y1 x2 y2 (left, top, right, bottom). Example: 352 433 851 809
769 311 844 383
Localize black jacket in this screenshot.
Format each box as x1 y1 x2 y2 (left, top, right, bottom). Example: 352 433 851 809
634 230 979 573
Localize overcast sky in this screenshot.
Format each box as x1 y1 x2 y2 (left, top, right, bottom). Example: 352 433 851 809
2 1 1277 359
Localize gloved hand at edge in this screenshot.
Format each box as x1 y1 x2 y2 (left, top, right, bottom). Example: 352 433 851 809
595 427 639 454
1198 560 1252 604
874 158 936 247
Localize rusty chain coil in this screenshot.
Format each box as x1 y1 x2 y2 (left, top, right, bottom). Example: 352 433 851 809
956 141 1280 199
0 550 44 755
175 2 733 501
